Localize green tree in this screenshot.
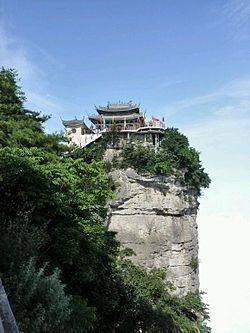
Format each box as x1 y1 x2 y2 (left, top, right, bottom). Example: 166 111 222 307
6 258 71 333
159 128 211 192
0 68 210 332
110 259 210 333
0 67 66 152
0 147 118 331
0 69 118 331
118 128 210 195
0 67 26 115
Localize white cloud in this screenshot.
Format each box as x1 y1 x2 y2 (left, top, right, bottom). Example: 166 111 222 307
164 77 250 116
224 0 250 25
0 26 37 81
222 78 250 99
180 101 250 332
213 100 250 116
198 208 250 333
158 71 250 332
223 0 250 39
0 26 63 117
27 92 63 112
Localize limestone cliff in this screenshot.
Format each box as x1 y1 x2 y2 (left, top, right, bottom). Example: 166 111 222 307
107 168 200 294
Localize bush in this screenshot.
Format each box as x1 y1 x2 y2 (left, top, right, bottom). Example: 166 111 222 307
113 259 210 332
118 128 210 195
6 259 71 333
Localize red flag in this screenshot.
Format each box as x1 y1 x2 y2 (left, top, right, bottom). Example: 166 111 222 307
152 116 159 122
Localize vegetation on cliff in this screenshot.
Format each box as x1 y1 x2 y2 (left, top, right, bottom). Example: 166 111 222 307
73 127 210 195
118 129 210 195
0 68 210 332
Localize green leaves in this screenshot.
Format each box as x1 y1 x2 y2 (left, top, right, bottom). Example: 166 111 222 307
113 259 210 332
0 67 66 153
6 258 72 333
0 67 25 114
117 128 211 195
119 142 156 173
0 146 119 331
0 68 211 332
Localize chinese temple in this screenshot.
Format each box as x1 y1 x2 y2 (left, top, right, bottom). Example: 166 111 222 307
62 102 166 148
89 101 144 131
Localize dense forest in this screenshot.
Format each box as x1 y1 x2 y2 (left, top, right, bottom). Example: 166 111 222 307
0 68 210 333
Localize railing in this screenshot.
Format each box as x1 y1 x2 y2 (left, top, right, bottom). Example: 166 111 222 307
92 121 165 133
143 121 165 128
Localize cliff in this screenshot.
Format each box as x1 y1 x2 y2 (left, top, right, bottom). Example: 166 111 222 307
107 168 200 294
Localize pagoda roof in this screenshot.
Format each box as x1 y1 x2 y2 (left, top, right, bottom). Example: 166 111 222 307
62 119 83 127
62 119 93 131
95 101 140 114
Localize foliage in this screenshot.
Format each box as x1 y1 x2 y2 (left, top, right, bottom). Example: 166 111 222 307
118 128 210 195
0 67 26 114
160 128 211 191
190 256 199 273
118 142 157 174
6 258 71 333
0 68 210 332
0 67 66 152
0 146 117 331
0 216 47 278
112 259 210 332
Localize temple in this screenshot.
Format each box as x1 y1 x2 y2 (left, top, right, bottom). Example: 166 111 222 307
62 102 166 148
89 101 144 131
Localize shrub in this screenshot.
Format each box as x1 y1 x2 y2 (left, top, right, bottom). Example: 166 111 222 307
118 128 210 195
6 259 71 333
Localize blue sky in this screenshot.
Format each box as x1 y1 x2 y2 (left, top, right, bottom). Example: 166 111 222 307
1 1 250 332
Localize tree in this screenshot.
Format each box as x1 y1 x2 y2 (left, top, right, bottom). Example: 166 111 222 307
0 67 26 116
109 258 210 333
118 128 211 195
5 259 71 333
0 68 210 332
0 67 66 152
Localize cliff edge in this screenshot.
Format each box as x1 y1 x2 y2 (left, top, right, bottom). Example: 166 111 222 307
107 168 200 294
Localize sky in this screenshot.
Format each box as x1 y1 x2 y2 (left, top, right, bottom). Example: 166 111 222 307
0 0 250 331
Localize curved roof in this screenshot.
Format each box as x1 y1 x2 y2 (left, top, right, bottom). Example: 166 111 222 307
95 101 140 114
62 119 83 127
62 119 93 132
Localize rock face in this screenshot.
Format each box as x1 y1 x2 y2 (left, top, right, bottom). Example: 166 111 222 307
107 168 200 294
